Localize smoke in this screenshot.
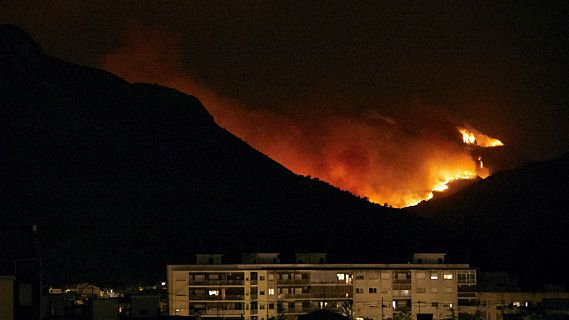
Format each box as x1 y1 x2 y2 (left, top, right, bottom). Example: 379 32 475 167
102 24 483 208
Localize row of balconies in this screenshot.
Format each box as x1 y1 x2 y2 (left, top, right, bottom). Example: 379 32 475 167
277 279 354 285
190 294 246 301
189 280 248 286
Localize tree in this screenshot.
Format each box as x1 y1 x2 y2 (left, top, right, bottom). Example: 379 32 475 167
340 302 356 320
393 309 411 320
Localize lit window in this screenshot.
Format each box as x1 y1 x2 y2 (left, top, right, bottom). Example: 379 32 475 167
208 290 219 296
430 273 439 280
268 288 275 295
444 274 453 280
337 273 345 281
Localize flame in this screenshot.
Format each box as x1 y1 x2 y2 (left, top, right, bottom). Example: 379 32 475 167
458 126 504 147
101 25 504 208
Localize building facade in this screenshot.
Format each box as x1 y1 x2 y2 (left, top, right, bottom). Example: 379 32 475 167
168 253 477 320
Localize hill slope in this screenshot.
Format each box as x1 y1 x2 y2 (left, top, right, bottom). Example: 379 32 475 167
0 25 455 284
413 153 569 287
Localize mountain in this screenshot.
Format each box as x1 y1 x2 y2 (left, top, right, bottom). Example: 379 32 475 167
413 153 569 288
0 25 456 285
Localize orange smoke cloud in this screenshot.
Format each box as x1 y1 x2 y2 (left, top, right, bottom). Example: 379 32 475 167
102 25 500 208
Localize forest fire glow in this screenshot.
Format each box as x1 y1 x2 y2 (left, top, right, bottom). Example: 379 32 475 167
459 126 504 147
102 25 505 208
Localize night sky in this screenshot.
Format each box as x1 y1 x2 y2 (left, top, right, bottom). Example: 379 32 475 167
2 1 568 162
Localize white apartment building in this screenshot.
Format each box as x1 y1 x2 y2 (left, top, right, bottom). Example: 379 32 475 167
168 253 477 320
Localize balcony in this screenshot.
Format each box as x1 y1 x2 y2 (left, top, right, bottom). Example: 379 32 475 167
190 280 244 286
201 309 244 316
278 280 352 285
190 295 222 301
392 279 411 284
279 293 353 299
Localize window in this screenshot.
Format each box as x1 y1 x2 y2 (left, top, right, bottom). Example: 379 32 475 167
208 290 219 296
381 273 390 280
260 304 265 310
356 288 364 294
260 276 265 281
268 288 275 295
369 288 377 294
430 273 439 280
356 274 365 280
431 287 438 293
337 273 345 281
260 290 265 295
444 287 453 293
269 303 275 309
432 302 438 307
288 302 295 309
416 288 426 293
416 272 426 279
444 274 453 280
381 288 389 294
457 271 476 284
269 274 274 280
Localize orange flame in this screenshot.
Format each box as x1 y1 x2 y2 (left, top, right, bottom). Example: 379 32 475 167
101 25 504 208
458 126 504 147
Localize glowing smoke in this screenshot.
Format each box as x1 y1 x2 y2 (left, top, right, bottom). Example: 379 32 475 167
102 25 502 208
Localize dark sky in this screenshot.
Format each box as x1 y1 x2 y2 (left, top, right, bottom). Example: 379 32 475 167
2 1 568 160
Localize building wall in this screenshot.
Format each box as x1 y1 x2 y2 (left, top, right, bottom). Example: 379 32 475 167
168 263 476 320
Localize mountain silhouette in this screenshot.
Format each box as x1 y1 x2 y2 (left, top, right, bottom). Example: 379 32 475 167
0 25 455 285
413 152 569 288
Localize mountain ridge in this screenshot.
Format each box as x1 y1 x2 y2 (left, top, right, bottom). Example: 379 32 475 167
412 152 569 287
1 25 455 285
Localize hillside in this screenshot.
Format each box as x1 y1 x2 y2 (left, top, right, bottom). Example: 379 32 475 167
0 25 456 284
413 153 569 287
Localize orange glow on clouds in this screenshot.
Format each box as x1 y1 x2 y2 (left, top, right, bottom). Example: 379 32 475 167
102 25 503 208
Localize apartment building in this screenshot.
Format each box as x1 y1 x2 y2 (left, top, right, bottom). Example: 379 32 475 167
168 253 477 320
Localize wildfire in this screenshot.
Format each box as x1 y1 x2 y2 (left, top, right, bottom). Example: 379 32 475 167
458 126 504 147
101 25 506 209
